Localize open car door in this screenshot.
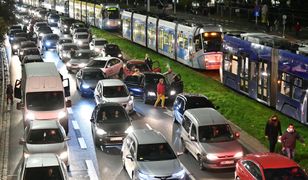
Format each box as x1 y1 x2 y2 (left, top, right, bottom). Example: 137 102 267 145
124 75 144 97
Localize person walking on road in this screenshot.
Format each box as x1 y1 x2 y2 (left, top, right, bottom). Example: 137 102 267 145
294 21 302 38
265 115 282 152
6 84 14 106
154 78 166 109
281 123 305 159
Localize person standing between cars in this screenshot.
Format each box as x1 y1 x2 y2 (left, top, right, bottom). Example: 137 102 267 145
144 53 153 70
294 21 301 37
6 84 14 106
154 78 166 109
281 123 305 159
265 115 282 152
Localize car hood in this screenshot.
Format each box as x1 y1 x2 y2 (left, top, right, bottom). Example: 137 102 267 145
200 140 242 156
82 79 100 89
69 59 90 64
104 96 130 104
26 109 65 120
137 159 182 176
25 142 66 154
97 122 130 133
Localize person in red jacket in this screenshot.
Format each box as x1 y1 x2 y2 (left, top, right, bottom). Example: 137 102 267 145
154 78 166 109
281 123 305 159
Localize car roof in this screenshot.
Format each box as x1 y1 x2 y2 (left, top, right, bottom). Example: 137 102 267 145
131 129 166 145
245 153 299 169
127 60 146 64
30 120 59 130
185 108 226 126
99 79 124 86
81 67 102 73
25 153 60 168
93 56 117 61
75 32 89 36
177 93 209 101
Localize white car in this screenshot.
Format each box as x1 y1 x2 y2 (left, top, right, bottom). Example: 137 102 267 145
94 79 134 113
73 32 90 49
122 129 186 180
19 120 70 168
17 153 69 180
89 38 108 53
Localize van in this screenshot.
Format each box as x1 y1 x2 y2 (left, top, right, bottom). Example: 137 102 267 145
180 108 243 170
14 62 71 133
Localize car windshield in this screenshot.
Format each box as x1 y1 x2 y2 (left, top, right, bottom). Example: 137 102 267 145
106 9 120 19
76 28 88 33
62 45 77 50
95 40 107 45
26 91 64 111
137 143 177 161
186 97 214 109
27 128 63 144
39 29 52 34
264 167 307 180
24 166 64 180
36 23 48 28
59 39 72 44
97 106 128 123
24 49 40 55
103 85 128 98
83 70 104 80
145 74 167 85
87 60 106 68
127 62 150 72
73 52 91 59
106 45 119 51
77 34 88 39
199 124 234 143
46 35 59 40
50 14 59 19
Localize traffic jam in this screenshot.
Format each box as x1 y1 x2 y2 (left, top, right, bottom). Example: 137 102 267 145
3 1 308 180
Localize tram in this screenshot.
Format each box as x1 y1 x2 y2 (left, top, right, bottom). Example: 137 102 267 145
121 10 223 70
222 35 308 124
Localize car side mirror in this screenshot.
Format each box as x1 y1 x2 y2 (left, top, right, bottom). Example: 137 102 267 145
234 132 240 138
126 154 133 161
190 136 197 141
17 102 24 110
90 118 94 123
19 138 26 145
176 152 183 156
64 137 71 141
66 100 72 107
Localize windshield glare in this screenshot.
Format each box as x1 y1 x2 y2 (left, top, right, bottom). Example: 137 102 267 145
27 129 63 144
97 106 128 123
202 32 222 52
137 143 176 161
24 166 64 180
264 167 307 180
199 124 234 143
26 91 64 111
87 60 106 68
83 71 104 80
103 85 128 98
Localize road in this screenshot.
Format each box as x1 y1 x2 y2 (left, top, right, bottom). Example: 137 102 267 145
5 27 242 180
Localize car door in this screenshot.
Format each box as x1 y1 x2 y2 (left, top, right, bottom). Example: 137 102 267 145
94 83 102 104
125 140 137 179
241 161 263 180
112 58 122 75
173 97 185 123
187 123 199 158
181 115 192 150
104 59 114 77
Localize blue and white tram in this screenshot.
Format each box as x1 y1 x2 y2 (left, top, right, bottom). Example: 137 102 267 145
222 35 308 124
121 10 223 70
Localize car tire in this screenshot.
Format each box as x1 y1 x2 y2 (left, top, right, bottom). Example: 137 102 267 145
181 138 188 153
198 155 205 170
143 92 149 104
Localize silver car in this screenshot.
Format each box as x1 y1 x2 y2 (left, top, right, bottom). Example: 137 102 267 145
122 129 186 180
66 49 94 72
73 32 90 49
19 120 70 168
58 43 78 61
89 38 108 53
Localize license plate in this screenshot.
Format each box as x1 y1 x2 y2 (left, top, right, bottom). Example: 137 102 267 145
110 137 122 141
220 160 234 165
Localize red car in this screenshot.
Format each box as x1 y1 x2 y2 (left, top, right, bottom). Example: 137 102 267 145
123 59 161 77
235 153 307 180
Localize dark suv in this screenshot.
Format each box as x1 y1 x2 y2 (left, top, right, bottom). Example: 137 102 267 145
58 17 76 34
173 93 217 124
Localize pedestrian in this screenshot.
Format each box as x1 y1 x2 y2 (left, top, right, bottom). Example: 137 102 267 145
6 84 14 106
261 3 268 24
294 21 301 38
265 115 282 152
154 78 166 109
281 123 305 159
144 53 153 70
132 68 141 76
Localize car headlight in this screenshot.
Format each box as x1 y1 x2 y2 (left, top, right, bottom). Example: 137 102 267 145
24 152 30 158
78 63 86 68
148 91 156 96
94 48 100 52
64 25 68 28
234 152 243 158
77 41 82 45
46 41 51 46
20 51 24 55
66 62 71 67
58 111 67 119
26 112 35 120
50 19 55 23
117 21 121 25
118 54 122 58
10 37 14 40
170 90 176 96
96 127 107 135
124 126 133 134
172 168 185 178
59 151 68 160
82 83 90 89
13 45 19 49
206 153 218 161
137 171 151 180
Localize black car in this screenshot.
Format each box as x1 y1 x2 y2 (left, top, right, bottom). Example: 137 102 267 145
59 17 76 34
124 72 183 104
103 44 122 59
47 13 60 26
18 41 37 56
173 94 218 124
11 37 28 54
40 33 59 50
19 47 40 61
90 102 132 148
8 29 24 43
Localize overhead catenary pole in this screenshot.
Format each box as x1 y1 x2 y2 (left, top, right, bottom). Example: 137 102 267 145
147 0 150 12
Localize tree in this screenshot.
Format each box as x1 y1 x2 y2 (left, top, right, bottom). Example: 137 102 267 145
0 0 15 44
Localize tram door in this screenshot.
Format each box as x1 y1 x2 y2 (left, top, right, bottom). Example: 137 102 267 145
239 54 249 93
257 59 270 103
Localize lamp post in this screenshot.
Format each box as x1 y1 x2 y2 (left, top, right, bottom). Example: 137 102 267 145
147 0 150 12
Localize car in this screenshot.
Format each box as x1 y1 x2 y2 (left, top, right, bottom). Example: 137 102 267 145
9 24 23 31
73 32 90 49
90 102 132 148
235 153 308 180
173 93 217 124
102 43 123 59
15 11 28 23
72 27 90 36
58 43 78 61
86 56 123 78
123 59 161 77
57 37 73 53
19 120 70 167
18 41 37 56
94 79 134 113
21 15 32 26
40 33 59 51
65 49 94 72
76 68 105 97
19 47 40 61
70 22 86 35
11 37 28 54
36 26 53 40
58 17 76 34
17 153 69 180
180 108 243 170
47 13 60 26
89 38 108 53
121 129 186 180
124 72 183 104
33 22 49 35
21 55 43 65
36 9 48 19
7 29 24 43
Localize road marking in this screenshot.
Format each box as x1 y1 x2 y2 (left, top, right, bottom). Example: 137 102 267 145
146 123 152 130
181 163 196 180
163 109 173 117
72 120 80 130
67 107 73 114
85 160 99 180
78 137 87 149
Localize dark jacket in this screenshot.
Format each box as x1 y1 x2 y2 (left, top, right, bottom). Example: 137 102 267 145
281 130 304 149
265 121 282 140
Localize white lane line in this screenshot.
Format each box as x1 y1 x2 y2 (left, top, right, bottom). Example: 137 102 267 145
181 163 196 180
146 123 152 130
78 138 87 149
72 120 80 130
85 160 99 180
67 107 73 114
163 110 173 117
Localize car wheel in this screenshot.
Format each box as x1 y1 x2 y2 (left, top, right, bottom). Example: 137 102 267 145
198 155 204 170
143 92 149 104
67 165 70 172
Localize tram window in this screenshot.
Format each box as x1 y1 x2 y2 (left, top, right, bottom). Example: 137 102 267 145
280 81 291 97
294 77 302 87
231 57 238 75
293 86 304 101
250 62 256 80
194 35 202 51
